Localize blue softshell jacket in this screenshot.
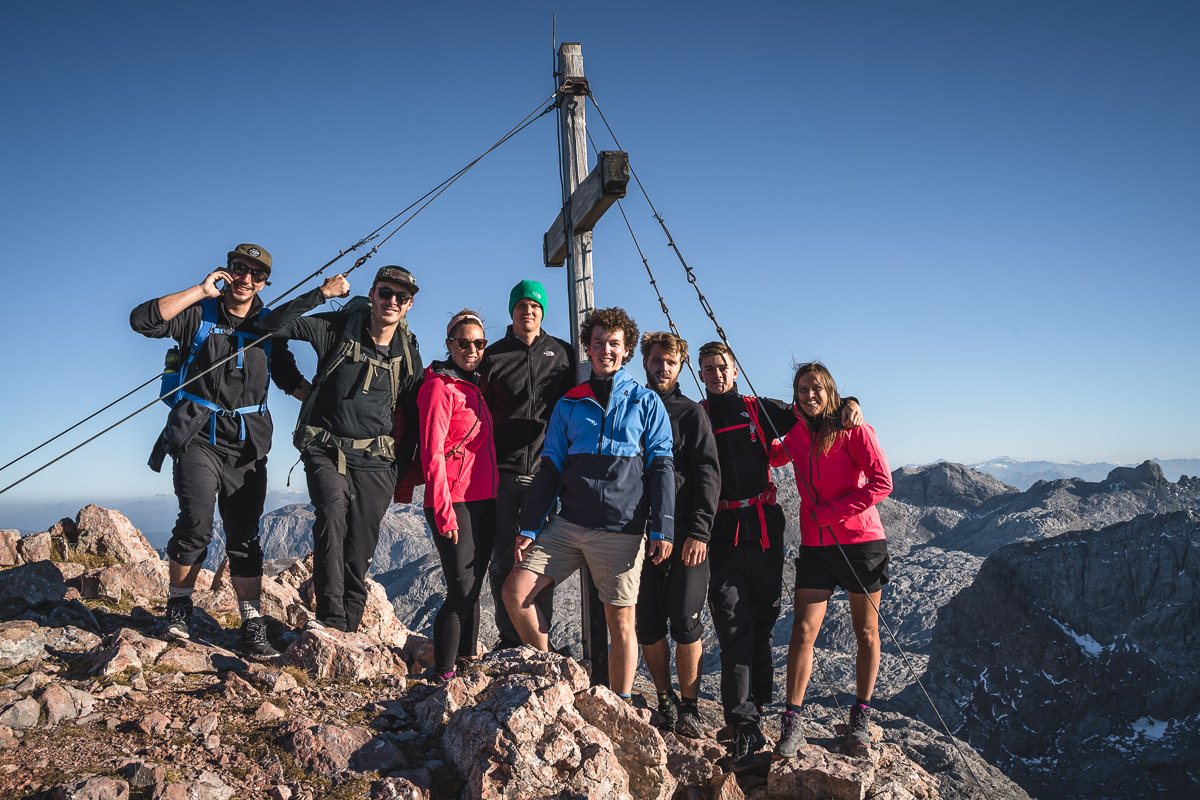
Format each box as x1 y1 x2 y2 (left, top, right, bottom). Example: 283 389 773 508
521 367 676 540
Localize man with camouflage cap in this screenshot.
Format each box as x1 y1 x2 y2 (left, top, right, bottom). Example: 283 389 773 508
258 265 423 633
130 243 309 658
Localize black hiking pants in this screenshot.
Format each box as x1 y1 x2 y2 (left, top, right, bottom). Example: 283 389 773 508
168 444 266 578
303 448 394 632
428 499 496 673
707 503 786 729
636 539 710 647
488 472 555 648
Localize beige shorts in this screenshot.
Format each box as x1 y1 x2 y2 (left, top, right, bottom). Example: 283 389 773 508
518 514 647 607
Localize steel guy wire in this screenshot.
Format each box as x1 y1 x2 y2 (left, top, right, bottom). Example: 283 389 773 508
0 94 556 495
585 88 989 799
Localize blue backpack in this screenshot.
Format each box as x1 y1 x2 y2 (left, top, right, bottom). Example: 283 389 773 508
159 297 273 446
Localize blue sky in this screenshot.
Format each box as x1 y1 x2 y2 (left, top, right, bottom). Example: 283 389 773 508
1 1 1197 509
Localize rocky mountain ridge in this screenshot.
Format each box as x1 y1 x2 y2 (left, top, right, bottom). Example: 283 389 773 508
0 505 1023 800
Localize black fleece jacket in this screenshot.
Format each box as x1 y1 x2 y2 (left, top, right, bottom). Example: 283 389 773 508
655 384 721 544
480 325 575 475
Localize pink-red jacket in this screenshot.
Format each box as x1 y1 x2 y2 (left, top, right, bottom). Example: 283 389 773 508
418 362 498 533
784 418 892 547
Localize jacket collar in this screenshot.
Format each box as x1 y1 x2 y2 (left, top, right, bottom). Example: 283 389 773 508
565 366 635 401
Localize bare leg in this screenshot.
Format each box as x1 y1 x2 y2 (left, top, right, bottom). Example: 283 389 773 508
230 576 262 603
784 588 833 707
675 639 703 700
642 637 673 694
503 569 554 651
606 604 638 696
848 590 882 702
168 559 204 589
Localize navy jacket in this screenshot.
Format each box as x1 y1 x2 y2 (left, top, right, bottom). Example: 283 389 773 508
521 367 676 540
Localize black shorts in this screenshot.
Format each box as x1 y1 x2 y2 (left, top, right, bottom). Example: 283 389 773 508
794 540 889 595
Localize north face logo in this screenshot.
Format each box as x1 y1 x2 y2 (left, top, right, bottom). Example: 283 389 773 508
543 350 555 357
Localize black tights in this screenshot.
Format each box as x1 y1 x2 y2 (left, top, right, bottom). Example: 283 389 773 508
427 499 496 673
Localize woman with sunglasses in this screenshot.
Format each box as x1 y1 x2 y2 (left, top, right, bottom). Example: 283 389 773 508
775 362 893 757
417 309 499 682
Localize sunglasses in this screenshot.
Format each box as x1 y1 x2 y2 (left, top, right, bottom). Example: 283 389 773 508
229 261 270 285
450 337 488 351
375 288 412 304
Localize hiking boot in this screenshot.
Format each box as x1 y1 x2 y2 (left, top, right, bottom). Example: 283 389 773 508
238 617 280 660
846 703 872 748
676 699 704 739
656 690 680 732
728 723 767 771
775 710 805 758
163 596 192 641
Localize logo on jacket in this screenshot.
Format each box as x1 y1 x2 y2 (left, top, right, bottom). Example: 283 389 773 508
543 350 556 357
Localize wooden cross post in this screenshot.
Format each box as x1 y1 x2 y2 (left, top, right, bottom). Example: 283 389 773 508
543 41 629 686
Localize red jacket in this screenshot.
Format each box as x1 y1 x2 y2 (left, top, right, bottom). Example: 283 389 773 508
417 362 498 533
784 418 892 547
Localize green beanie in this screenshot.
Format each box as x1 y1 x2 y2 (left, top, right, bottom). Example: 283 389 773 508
509 279 548 317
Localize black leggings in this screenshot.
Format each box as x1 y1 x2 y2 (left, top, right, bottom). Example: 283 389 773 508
427 499 496 673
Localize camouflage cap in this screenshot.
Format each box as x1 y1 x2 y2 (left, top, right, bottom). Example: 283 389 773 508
374 265 419 294
227 243 272 274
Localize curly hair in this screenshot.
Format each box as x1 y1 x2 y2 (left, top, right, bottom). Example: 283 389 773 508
640 331 689 364
580 307 639 364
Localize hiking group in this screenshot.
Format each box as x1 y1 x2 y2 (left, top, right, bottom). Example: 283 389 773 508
132 243 894 769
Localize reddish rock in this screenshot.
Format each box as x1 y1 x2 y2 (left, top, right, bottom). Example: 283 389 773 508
444 671 628 799
188 712 220 737
0 529 21 565
44 626 103 654
73 505 159 564
356 579 410 647
575 686 676 800
255 701 286 722
246 665 299 694
137 711 171 736
155 644 214 674
282 717 373 777
368 778 429 800
219 670 259 700
191 586 238 617
150 769 233 800
414 670 493 732
90 644 144 678
37 683 95 725
349 735 407 774
711 769 745 800
81 559 168 604
280 628 405 682
50 775 130 799
662 729 724 787
0 619 46 668
0 724 16 748
276 553 314 591
766 744 876 800
57 562 87 581
0 697 40 730
108 628 168 665
259 575 304 627
16 531 53 562
118 760 168 787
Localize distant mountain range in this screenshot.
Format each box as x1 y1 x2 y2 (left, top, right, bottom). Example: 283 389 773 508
966 456 1200 490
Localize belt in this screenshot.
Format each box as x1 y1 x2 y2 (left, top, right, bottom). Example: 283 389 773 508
717 484 777 549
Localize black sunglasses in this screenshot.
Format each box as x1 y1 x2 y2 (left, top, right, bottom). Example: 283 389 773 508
229 261 270 285
375 287 412 304
450 337 487 351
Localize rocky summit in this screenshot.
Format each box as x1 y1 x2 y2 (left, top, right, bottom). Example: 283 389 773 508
3 457 1196 799
0 504 1007 800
